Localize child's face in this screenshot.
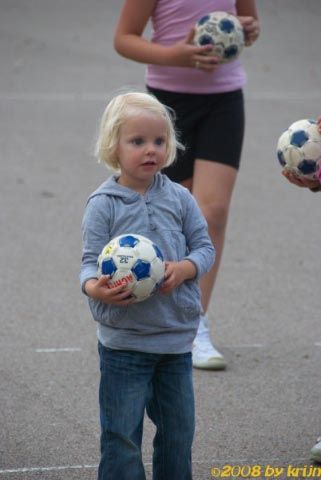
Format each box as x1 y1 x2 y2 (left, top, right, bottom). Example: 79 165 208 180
116 110 168 193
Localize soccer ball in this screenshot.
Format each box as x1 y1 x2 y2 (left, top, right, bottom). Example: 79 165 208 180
277 119 321 179
193 11 244 64
97 234 165 303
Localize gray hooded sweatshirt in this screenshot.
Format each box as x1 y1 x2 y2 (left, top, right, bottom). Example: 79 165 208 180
80 173 215 353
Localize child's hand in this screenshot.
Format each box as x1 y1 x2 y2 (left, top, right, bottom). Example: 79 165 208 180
84 276 135 306
167 28 219 71
282 169 321 191
238 16 260 46
159 260 197 294
317 116 321 134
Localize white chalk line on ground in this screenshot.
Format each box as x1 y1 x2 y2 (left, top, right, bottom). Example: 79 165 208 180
0 464 97 475
0 459 311 475
0 91 321 102
34 347 81 353
225 343 266 348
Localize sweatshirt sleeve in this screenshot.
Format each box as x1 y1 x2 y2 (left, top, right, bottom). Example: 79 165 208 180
181 191 216 279
80 196 110 291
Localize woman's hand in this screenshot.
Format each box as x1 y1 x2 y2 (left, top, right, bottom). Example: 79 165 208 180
282 169 321 191
238 16 260 46
84 276 135 306
167 28 220 71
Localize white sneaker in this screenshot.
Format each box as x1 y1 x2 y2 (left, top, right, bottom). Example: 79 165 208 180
311 438 321 463
192 314 226 370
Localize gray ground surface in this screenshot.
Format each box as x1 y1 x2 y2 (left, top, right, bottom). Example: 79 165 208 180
1 1 321 479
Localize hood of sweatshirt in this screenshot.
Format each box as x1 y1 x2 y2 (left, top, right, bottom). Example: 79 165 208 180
87 172 169 205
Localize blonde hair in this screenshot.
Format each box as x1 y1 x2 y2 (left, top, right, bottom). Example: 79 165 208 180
95 91 184 170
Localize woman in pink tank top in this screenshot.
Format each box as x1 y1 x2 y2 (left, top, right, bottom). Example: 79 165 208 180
114 0 260 371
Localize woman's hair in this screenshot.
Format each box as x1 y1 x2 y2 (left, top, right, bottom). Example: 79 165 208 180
95 91 184 170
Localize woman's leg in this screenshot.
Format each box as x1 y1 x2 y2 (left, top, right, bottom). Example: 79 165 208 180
193 160 238 311
192 161 238 370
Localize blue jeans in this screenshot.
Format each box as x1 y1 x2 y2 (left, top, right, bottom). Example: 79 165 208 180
98 343 195 480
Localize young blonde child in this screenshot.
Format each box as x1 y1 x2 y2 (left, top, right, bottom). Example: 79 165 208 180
80 91 215 480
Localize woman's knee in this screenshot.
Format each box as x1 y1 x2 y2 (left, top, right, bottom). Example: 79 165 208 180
201 202 229 233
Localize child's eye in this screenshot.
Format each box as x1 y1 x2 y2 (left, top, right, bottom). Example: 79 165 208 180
155 137 165 146
132 137 144 146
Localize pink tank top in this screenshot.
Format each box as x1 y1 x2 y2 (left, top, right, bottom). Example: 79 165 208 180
146 0 246 93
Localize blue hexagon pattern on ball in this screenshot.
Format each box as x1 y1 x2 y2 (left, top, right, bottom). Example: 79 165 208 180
97 233 165 303
132 260 151 281
193 11 244 64
119 235 139 248
277 119 321 179
101 258 117 277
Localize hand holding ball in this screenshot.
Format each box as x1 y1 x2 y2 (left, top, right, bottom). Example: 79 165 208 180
277 119 321 180
193 11 245 64
98 234 165 303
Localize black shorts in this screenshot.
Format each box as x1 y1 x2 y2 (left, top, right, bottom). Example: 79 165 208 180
147 86 245 183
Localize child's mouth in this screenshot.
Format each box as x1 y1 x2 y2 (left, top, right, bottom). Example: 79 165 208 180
142 161 156 166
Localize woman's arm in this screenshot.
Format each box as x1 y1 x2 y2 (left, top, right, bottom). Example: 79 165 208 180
114 0 164 64
236 0 259 19
114 0 218 70
236 0 260 46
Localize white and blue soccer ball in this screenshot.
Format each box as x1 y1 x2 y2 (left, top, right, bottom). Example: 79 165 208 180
277 119 321 179
97 234 165 303
193 11 244 64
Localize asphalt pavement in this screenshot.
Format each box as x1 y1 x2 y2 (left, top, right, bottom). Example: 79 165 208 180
1 1 321 479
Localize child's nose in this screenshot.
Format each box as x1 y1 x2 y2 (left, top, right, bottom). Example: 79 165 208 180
146 142 156 154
